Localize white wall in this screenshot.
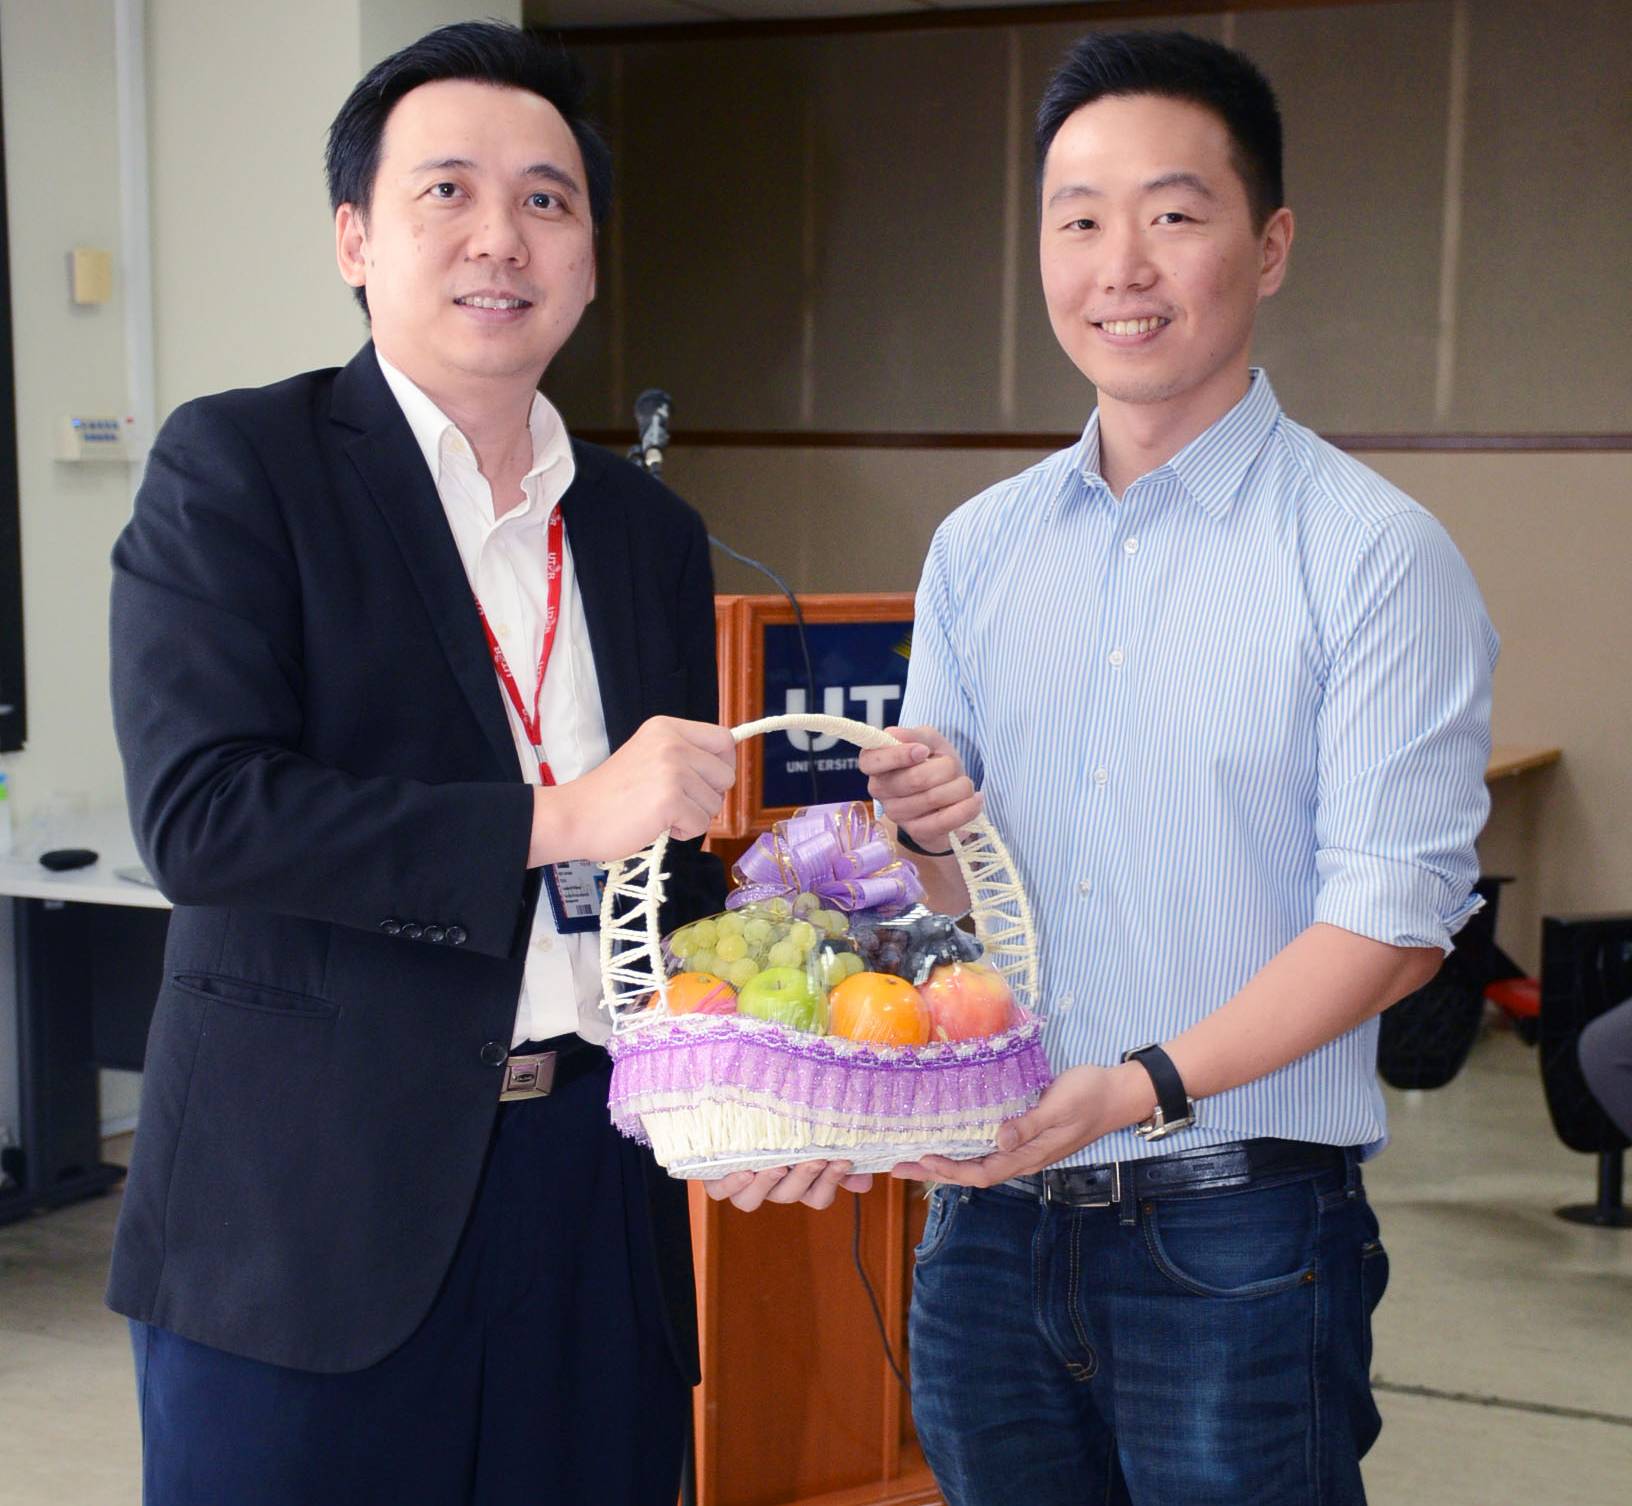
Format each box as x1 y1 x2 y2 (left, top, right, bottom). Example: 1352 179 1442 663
0 0 518 1140
1 0 135 1142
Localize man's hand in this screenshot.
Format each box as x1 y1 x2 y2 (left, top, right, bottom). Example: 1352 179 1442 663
857 725 982 850
529 716 737 866
888 1063 1154 1187
703 1161 874 1212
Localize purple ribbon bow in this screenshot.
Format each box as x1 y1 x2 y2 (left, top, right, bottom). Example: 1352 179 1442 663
726 801 923 914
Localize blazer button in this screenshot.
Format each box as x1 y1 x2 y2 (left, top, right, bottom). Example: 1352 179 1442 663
426 926 447 944
403 922 424 940
480 1041 507 1067
446 926 468 946
379 918 401 935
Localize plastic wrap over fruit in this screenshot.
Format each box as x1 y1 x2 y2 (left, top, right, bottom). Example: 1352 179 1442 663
664 895 852 1034
919 961 1019 1042
848 905 984 987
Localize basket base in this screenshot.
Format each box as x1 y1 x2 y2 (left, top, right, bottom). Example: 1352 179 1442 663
659 1140 1000 1180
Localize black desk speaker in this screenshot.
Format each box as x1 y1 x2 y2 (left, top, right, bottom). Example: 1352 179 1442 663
1539 912 1632 1155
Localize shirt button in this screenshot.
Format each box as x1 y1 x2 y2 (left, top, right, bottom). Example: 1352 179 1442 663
1093 767 1109 786
1108 648 1125 668
402 922 424 940
426 926 446 944
1057 993 1076 1012
1123 536 1139 555
533 935 554 953
479 1041 507 1067
447 926 468 947
379 917 401 935
1077 879 1093 896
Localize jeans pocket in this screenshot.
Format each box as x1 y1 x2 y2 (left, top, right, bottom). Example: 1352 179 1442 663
1143 1178 1319 1299
913 1185 964 1266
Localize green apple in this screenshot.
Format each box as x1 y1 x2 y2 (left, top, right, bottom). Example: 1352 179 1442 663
737 965 827 1034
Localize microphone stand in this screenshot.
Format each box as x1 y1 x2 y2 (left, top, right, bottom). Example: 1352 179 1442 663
628 393 821 806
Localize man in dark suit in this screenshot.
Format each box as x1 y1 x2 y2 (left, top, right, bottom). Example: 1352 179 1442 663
107 22 858 1505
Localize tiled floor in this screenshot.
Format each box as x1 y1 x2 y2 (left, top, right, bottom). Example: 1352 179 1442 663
1 1024 1628 1504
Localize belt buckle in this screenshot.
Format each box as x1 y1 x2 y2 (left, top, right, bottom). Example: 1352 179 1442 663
1045 1162 1122 1208
499 1050 558 1101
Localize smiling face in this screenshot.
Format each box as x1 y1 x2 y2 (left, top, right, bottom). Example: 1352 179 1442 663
1039 92 1291 435
335 78 596 400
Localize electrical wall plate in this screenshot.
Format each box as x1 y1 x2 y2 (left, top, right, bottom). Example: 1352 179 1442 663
55 414 140 462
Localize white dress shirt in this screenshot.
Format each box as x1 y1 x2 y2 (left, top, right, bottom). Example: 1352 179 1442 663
377 352 611 1045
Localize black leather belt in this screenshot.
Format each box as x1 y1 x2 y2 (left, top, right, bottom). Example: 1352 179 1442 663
499 1036 608 1103
1004 1137 1348 1208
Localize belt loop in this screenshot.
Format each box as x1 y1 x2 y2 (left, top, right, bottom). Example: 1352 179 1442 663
1343 1146 1362 1198
1116 1164 1135 1226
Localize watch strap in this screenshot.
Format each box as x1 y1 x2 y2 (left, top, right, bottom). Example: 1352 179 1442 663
1121 1043 1195 1138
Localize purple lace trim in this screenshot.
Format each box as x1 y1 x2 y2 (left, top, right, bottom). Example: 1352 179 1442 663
607 1014 1052 1142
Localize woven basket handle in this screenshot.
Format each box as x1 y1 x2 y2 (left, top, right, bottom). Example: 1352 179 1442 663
599 714 1039 1031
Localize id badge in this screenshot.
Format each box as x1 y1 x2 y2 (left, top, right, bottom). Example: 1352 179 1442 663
543 859 605 934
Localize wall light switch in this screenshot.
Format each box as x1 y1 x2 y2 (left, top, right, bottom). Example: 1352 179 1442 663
68 247 113 305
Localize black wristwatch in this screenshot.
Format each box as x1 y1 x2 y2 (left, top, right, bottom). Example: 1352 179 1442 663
1120 1043 1196 1140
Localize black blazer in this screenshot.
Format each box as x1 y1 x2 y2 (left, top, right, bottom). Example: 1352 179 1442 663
106 344 724 1376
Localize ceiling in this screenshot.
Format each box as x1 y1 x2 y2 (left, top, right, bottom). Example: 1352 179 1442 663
528 1 1113 29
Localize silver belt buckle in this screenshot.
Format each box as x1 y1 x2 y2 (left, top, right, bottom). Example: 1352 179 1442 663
499 1050 558 1101
1044 1162 1122 1207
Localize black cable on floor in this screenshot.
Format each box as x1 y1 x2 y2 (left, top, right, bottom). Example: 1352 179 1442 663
851 1189 910 1395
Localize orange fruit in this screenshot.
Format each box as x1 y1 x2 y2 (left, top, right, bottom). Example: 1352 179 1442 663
662 971 738 1016
828 971 931 1046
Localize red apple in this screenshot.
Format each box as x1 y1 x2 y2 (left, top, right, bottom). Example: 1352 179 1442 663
920 962 1017 1041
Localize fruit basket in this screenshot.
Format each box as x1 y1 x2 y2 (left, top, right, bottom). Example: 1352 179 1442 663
600 714 1048 1178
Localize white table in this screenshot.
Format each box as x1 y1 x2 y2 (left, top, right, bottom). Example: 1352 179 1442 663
0 809 170 1225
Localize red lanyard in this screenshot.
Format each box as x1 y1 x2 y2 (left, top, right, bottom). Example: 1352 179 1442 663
475 504 564 787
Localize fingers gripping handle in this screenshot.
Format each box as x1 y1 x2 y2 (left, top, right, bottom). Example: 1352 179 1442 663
729 713 901 752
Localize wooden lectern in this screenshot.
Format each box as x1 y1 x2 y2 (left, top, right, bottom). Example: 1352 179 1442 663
690 595 942 1506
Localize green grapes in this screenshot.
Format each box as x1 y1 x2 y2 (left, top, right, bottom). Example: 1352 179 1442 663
715 934 748 963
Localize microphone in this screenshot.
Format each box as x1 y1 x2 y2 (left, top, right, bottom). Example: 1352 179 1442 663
631 388 671 477
627 380 822 803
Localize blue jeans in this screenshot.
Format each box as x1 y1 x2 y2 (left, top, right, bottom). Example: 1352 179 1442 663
909 1149 1387 1506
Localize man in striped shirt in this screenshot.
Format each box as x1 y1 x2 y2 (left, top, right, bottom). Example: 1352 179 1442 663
861 31 1496 1506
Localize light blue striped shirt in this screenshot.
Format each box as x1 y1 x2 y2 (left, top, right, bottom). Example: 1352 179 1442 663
901 371 1497 1164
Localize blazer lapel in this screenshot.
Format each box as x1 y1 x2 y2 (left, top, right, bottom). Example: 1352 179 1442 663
331 347 519 777
560 446 642 751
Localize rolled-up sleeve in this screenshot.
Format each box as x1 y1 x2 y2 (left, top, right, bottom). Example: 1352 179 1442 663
1312 509 1499 954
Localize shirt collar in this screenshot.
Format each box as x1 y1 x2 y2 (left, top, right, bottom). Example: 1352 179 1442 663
375 350 572 499
1050 368 1283 522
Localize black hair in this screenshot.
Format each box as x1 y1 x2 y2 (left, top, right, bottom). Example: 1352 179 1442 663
326 21 611 313
1035 31 1283 230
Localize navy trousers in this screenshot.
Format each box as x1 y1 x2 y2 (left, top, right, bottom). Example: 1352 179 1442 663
130 1056 688 1505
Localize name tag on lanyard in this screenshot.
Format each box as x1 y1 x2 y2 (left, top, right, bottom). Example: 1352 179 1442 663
476 506 603 935
542 855 606 933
